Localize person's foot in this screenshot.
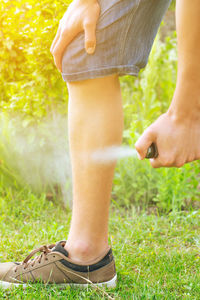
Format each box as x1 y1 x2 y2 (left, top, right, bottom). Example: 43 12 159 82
0 241 117 289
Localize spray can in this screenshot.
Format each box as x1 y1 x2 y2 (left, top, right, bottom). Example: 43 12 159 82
145 143 158 159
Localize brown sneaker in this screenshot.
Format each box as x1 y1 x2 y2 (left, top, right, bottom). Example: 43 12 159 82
0 241 117 289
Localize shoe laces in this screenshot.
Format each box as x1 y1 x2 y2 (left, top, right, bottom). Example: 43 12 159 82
14 243 56 272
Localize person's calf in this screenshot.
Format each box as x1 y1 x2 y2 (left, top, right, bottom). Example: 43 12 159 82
65 75 123 264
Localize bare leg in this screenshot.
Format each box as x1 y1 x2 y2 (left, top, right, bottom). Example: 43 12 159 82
65 74 123 264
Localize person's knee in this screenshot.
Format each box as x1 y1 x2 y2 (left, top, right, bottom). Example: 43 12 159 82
67 74 120 106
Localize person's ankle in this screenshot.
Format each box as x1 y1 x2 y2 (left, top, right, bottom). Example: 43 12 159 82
64 239 109 264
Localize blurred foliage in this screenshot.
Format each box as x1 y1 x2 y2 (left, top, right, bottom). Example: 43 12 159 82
170 0 176 10
0 0 70 121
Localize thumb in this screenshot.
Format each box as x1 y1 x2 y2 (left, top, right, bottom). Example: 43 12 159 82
135 129 156 160
84 21 96 54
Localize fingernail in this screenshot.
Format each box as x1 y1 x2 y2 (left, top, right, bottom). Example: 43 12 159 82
87 47 95 54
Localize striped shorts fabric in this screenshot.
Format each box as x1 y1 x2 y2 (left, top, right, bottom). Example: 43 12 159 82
61 0 171 82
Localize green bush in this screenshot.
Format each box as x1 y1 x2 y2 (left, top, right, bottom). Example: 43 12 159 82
0 0 69 120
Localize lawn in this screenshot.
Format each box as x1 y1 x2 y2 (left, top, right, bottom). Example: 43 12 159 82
0 187 199 299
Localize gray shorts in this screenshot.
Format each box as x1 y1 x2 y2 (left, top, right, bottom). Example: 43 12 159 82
62 0 171 82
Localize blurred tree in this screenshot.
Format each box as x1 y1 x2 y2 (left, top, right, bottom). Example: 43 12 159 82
0 0 70 121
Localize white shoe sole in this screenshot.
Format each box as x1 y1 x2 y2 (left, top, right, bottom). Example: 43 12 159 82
0 274 117 290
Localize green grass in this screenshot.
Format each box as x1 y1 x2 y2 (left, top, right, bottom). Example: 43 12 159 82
0 187 199 299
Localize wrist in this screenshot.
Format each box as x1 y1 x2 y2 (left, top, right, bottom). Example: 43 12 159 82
167 107 200 125
168 81 200 122
177 65 200 87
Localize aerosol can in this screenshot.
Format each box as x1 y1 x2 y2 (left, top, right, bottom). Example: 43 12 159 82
145 143 158 159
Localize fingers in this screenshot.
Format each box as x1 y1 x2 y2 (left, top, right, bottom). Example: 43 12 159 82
84 21 97 54
84 3 100 54
135 129 156 160
150 157 172 168
50 27 61 53
51 29 74 72
50 21 97 72
50 1 100 72
150 153 186 168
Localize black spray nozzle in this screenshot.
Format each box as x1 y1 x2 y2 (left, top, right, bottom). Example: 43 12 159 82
145 143 158 159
